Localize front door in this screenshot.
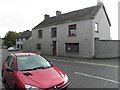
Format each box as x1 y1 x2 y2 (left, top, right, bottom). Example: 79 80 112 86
52 41 57 56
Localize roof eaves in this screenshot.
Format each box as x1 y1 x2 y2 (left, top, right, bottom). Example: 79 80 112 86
102 5 111 26
33 17 95 29
32 5 102 30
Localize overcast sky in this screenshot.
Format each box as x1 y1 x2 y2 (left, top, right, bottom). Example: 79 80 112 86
0 0 119 40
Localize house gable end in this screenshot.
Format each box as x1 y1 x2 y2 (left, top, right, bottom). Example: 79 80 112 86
102 5 111 26
94 4 111 26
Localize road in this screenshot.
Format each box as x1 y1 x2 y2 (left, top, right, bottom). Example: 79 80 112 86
0 49 119 89
47 58 118 88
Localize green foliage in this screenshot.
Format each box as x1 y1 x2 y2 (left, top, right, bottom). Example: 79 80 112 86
3 31 18 48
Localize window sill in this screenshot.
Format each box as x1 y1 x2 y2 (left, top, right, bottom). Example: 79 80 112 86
65 52 79 54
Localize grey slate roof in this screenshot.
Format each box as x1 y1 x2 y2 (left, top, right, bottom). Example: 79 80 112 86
33 4 111 30
17 30 32 39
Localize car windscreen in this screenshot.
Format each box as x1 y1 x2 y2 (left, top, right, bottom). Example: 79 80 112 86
16 55 52 71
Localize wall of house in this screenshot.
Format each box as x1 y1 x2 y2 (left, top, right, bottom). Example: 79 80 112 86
16 39 23 45
0 38 2 49
16 38 26 50
32 19 94 58
93 6 110 40
95 39 120 58
23 39 36 53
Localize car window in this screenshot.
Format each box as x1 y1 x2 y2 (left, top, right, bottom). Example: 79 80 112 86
17 55 52 71
5 56 11 66
9 56 14 70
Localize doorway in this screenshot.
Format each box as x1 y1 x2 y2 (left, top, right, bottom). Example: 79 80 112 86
52 41 57 56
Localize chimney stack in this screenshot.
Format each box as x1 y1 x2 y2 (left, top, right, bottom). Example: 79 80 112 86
44 14 50 19
97 0 103 5
56 10 61 16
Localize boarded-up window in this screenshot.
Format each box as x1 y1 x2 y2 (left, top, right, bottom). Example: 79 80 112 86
65 43 79 53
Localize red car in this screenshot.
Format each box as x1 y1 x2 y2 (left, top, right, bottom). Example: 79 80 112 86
2 53 69 90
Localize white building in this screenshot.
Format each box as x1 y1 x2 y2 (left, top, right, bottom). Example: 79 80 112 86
25 3 111 58
16 30 32 50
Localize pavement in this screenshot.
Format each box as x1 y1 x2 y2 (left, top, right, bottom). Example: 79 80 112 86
43 55 119 67
45 55 119 88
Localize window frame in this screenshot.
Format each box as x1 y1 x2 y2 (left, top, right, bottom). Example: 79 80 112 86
68 24 77 36
9 56 14 70
51 27 57 38
5 56 11 66
36 44 41 50
38 30 42 38
95 23 99 33
65 43 79 53
5 55 14 70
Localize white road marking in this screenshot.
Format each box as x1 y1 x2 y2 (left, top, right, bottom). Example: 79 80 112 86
50 58 119 68
75 72 119 84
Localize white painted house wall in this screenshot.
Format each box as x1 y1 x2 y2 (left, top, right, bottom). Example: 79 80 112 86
93 6 110 40
29 4 111 58
16 38 26 50
32 19 94 58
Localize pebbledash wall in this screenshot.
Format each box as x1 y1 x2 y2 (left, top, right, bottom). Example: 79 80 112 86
94 39 120 58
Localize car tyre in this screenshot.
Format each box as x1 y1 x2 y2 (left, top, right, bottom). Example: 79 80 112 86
14 85 19 90
1 70 6 83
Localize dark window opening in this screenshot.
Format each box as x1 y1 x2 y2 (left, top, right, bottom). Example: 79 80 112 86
38 30 42 38
65 43 79 53
36 44 41 50
51 27 57 37
17 44 19 49
68 24 77 36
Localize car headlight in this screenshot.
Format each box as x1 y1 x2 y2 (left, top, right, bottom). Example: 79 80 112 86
25 85 43 90
64 74 68 84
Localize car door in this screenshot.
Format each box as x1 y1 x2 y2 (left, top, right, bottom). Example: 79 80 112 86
5 55 15 88
3 55 11 82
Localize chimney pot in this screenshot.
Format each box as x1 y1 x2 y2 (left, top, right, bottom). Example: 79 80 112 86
44 14 50 19
97 0 103 5
56 10 61 16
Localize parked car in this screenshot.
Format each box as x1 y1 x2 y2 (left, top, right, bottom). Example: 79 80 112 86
8 47 19 51
2 45 7 49
2 53 69 90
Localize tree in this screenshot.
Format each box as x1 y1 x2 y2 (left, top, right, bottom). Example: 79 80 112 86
3 31 18 48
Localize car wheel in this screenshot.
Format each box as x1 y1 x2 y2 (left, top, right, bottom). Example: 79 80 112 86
14 85 19 90
1 70 6 83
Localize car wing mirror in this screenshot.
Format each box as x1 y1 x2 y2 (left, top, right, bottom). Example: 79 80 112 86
6 67 13 72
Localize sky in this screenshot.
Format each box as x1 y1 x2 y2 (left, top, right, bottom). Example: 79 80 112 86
0 0 119 40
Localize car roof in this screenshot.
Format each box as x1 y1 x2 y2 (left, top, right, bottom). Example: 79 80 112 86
13 53 38 56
